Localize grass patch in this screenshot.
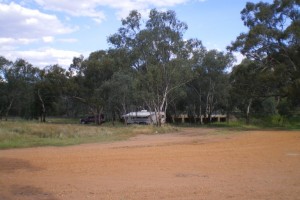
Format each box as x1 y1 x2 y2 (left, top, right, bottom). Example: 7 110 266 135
0 121 177 149
245 115 300 130
172 115 300 131
173 121 260 130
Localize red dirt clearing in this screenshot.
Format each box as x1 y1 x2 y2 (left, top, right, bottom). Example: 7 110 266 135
1 128 300 200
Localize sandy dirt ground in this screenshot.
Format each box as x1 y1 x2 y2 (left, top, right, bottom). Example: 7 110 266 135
0 128 300 200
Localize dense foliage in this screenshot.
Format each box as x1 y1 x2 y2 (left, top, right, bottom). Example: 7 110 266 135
0 0 299 125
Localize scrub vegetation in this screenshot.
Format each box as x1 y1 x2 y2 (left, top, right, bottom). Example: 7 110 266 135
0 120 177 149
0 0 299 128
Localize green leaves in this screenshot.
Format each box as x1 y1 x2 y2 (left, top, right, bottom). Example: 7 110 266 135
231 0 300 58
229 0 300 107
108 9 193 119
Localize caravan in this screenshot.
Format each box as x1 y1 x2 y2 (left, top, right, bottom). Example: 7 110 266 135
122 110 165 125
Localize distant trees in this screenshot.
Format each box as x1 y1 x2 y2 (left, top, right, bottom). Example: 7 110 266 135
35 65 67 122
0 58 40 120
0 56 68 122
67 51 115 124
229 59 276 124
0 56 13 120
180 50 234 124
193 50 234 123
229 0 300 111
0 1 299 125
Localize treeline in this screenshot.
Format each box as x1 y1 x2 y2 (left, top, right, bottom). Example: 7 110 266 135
0 0 299 125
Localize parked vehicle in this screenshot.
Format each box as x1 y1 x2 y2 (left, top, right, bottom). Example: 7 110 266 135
122 110 165 125
80 115 105 124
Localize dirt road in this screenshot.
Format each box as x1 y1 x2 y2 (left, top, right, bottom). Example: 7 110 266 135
1 128 300 200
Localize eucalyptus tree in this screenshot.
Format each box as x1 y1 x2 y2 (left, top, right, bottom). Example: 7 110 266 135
109 9 201 125
0 56 13 119
35 64 67 122
230 59 276 124
103 48 137 120
0 58 40 120
201 50 234 121
228 0 300 106
68 50 117 124
103 71 135 122
187 50 234 123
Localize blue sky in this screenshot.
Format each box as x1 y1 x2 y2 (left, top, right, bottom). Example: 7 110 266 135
0 0 273 68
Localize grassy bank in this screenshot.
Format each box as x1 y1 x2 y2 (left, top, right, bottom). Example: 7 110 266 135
174 115 300 130
1 115 299 149
0 121 177 149
223 115 300 130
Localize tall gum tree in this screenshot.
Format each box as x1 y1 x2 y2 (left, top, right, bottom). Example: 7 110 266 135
228 0 300 106
109 9 204 125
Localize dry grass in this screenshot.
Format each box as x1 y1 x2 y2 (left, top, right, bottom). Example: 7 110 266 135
0 121 178 149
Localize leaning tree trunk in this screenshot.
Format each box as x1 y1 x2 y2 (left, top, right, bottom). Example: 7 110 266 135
206 93 212 124
37 89 46 122
94 106 103 125
5 98 14 121
158 90 168 127
246 98 252 125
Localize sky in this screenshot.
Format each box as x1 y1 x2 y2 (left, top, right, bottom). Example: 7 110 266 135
0 0 273 68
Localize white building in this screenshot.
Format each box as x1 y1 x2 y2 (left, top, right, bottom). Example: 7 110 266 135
122 110 166 125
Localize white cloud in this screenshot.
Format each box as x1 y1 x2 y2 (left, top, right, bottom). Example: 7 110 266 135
33 0 192 21
0 2 80 68
0 37 38 46
2 48 82 68
58 38 78 43
140 0 188 7
0 2 76 39
0 36 76 48
42 36 54 43
106 0 190 19
233 52 245 65
34 0 106 23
